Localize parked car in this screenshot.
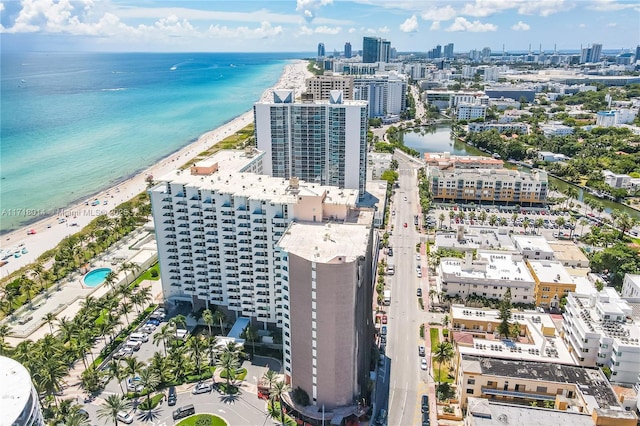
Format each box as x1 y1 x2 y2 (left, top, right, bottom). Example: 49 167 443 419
416 253 421 261
418 345 426 357
167 386 177 406
173 404 195 420
116 411 134 424
192 382 212 394
421 359 428 370
416 288 422 297
381 326 387 336
422 394 429 413
381 315 388 324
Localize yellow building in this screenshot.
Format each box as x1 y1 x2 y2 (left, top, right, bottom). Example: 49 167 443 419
527 260 576 308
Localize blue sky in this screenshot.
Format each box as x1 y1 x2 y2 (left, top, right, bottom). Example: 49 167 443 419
1 0 639 53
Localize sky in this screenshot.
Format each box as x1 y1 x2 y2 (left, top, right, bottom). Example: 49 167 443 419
1 0 639 53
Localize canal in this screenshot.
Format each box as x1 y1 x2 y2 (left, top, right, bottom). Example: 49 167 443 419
400 125 640 219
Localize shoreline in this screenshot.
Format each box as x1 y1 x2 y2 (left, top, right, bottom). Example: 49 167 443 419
1 59 311 277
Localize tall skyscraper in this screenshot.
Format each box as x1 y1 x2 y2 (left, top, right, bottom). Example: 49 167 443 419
635 45 640 62
444 43 454 59
254 89 368 197
344 42 352 58
278 220 374 409
317 42 325 59
590 43 602 62
362 36 390 63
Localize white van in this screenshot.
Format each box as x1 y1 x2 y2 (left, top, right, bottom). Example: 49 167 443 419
129 332 148 342
124 340 142 351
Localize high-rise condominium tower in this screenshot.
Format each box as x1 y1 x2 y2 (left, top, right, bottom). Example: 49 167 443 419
317 42 325 59
344 42 352 58
362 36 390 63
254 89 368 198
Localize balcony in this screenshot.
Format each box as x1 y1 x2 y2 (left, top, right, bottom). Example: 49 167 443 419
481 387 556 401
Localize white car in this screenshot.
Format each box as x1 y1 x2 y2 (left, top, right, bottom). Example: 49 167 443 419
192 382 212 394
417 270 422 278
117 411 134 424
416 254 421 261
421 359 428 371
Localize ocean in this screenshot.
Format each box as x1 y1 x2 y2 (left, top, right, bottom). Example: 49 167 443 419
0 52 308 233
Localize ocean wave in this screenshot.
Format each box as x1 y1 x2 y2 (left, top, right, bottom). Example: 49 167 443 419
101 88 127 92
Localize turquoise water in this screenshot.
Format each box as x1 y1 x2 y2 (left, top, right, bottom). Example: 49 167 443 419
1 52 308 232
83 267 112 287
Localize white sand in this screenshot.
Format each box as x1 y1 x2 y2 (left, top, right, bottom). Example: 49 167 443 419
1 60 312 277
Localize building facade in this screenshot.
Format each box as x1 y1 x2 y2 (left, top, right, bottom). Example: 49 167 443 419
254 90 368 197
427 167 549 205
149 150 362 328
344 42 352 59
0 356 44 426
362 36 390 63
562 289 640 384
305 74 354 101
352 73 407 118
457 103 487 120
278 220 374 409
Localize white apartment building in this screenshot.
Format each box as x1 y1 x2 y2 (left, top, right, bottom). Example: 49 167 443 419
596 109 639 127
562 288 640 384
352 72 407 118
467 122 529 134
603 169 631 189
540 123 574 136
149 150 360 328
305 74 354 101
254 89 368 198
512 235 554 260
457 103 487 120
622 274 640 299
439 251 536 303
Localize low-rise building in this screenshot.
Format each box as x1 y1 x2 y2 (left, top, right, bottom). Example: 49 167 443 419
538 151 569 162
468 122 530 134
622 274 640 299
456 355 637 425
423 152 504 170
603 170 631 189
562 288 640 384
440 251 536 304
457 103 487 120
540 123 574 136
547 240 590 269
527 260 576 308
427 167 548 205
512 235 554 261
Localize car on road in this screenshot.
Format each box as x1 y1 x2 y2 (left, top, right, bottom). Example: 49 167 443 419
147 318 161 326
388 247 393 256
421 359 428 370
418 345 426 357
416 288 422 297
403 196 407 201
381 326 387 336
381 315 387 324
404 222 408 228
167 386 177 406
422 394 429 413
127 377 143 393
192 382 212 394
417 269 422 278
416 253 421 261
422 411 430 425
116 411 134 424
173 404 196 420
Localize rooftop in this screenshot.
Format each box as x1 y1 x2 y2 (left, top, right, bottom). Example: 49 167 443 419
441 251 534 284
527 260 574 284
460 354 622 409
466 398 595 426
0 355 35 424
547 241 590 265
568 292 640 343
512 235 553 254
277 221 370 264
435 227 515 252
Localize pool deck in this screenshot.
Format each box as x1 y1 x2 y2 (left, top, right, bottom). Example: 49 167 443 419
3 229 160 343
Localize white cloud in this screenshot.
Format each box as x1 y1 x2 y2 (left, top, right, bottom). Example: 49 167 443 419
208 21 283 39
378 26 390 33
421 5 457 21
314 25 342 34
400 15 418 33
587 0 640 11
460 0 570 17
606 22 617 27
296 0 333 22
348 27 356 33
511 20 530 31
446 17 497 32
579 23 586 27
430 21 441 30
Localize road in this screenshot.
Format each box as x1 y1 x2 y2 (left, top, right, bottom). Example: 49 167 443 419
386 153 430 426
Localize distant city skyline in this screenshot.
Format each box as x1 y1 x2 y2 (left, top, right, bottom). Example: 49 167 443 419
1 0 639 53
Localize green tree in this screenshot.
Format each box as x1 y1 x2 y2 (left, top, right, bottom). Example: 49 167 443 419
0 324 14 355
433 341 454 386
216 351 240 389
270 380 292 426
97 394 132 425
497 288 513 338
138 367 161 407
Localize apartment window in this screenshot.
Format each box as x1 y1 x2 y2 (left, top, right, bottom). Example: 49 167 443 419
467 378 475 385
536 386 547 393
466 389 474 394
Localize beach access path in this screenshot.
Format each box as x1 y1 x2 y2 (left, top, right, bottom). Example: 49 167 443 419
0 60 312 278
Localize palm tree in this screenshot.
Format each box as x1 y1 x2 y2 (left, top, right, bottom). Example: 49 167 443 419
56 316 76 344
478 210 487 225
438 213 445 229
499 217 507 227
0 324 14 355
433 341 454 386
21 275 36 305
122 356 144 382
579 218 589 236
613 211 636 239
448 210 455 226
63 411 91 426
534 218 544 235
33 357 68 407
428 289 437 308
244 326 259 357
216 351 241 389
270 380 292 426
97 394 132 425
522 218 531 234
213 310 226 335
154 324 173 356
488 214 498 227
43 312 57 335
119 301 133 326
106 359 127 395
187 335 208 376
138 367 160 407
202 308 214 337
30 262 46 293
262 369 278 394
130 286 153 313
170 314 187 331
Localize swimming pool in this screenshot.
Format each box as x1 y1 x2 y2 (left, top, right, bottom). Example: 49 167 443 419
83 268 112 287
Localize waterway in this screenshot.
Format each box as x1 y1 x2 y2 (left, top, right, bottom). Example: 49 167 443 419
400 125 640 219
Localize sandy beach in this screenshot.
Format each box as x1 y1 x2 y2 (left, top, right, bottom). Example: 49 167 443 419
0 60 312 278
